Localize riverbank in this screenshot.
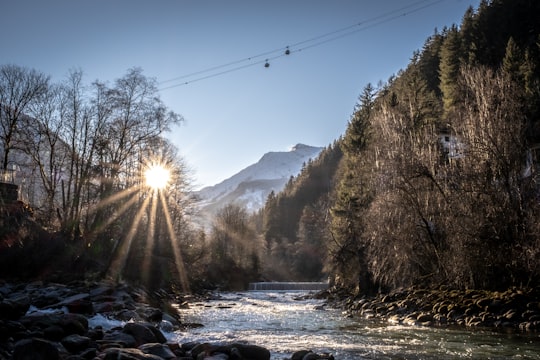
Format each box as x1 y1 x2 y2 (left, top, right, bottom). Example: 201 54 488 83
321 285 540 332
0 280 334 360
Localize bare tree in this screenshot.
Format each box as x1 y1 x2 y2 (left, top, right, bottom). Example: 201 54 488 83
19 83 67 225
90 68 182 232
0 64 49 173
442 66 529 288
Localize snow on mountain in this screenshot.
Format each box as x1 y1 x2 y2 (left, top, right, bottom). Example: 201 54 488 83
194 144 323 217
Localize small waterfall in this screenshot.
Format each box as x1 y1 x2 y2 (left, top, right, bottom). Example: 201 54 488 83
248 282 328 291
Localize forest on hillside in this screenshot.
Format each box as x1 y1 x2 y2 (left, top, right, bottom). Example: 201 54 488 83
256 0 540 293
1 0 540 294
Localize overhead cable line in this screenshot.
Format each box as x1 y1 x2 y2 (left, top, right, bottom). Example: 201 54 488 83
159 0 446 89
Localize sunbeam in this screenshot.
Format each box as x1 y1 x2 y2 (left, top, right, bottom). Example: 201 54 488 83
90 185 141 212
101 156 191 292
106 195 151 281
141 190 158 286
86 191 141 243
159 190 191 293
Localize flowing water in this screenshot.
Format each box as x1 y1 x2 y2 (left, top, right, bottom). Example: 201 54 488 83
170 291 540 359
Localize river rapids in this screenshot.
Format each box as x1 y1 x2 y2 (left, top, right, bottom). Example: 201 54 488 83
169 291 540 359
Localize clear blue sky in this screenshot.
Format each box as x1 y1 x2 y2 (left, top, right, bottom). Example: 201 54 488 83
1 0 480 189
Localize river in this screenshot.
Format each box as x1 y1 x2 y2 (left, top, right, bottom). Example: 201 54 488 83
170 291 540 359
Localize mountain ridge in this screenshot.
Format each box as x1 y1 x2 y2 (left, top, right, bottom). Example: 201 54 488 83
195 143 324 216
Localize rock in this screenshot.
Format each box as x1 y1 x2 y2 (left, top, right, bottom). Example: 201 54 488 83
61 334 91 353
87 326 104 341
158 319 174 332
103 348 164 360
138 343 176 359
123 322 164 346
303 353 321 360
60 314 89 335
190 342 214 358
79 347 98 360
89 284 115 298
161 312 181 328
66 299 94 315
228 343 271 360
141 307 163 323
12 338 60 360
0 320 26 341
102 328 137 348
291 350 312 360
145 323 167 344
0 296 30 320
204 353 229 360
416 313 433 323
43 325 65 341
20 313 88 336
48 293 90 309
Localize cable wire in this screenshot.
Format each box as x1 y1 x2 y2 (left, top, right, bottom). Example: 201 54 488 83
159 0 446 89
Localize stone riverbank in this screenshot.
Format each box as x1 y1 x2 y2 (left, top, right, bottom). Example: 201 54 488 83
322 286 540 332
0 281 333 360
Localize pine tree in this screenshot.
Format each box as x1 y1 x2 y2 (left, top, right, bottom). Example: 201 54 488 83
502 37 522 81
439 25 462 118
329 84 377 294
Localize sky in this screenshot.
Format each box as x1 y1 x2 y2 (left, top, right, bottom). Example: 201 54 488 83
1 0 480 190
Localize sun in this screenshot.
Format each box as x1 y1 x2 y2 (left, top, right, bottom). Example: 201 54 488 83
144 164 170 190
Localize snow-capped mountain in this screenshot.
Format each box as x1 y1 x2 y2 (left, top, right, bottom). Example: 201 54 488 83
195 144 324 217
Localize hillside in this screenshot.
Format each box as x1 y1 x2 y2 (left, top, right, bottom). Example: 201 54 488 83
194 144 323 215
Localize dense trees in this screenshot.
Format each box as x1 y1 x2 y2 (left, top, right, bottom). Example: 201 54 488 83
256 0 540 293
0 65 199 290
261 143 342 281
329 84 376 293
2 0 539 294
325 0 540 292
205 203 261 289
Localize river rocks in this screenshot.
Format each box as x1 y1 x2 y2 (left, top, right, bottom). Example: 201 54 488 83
138 343 177 359
328 285 540 332
12 337 60 360
291 350 334 360
0 280 339 360
124 322 167 346
188 342 272 360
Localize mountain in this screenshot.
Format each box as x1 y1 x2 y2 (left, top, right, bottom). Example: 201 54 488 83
194 144 324 217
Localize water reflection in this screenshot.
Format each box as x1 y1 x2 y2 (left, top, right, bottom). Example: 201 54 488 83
173 291 540 359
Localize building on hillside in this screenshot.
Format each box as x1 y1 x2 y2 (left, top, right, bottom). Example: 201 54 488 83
438 128 464 162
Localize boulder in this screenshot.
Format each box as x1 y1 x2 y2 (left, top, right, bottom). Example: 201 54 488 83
204 353 229 360
20 313 88 336
12 338 60 360
123 323 165 346
103 348 163 360
43 325 65 341
102 328 137 348
190 342 214 358
291 350 312 360
61 334 92 353
138 343 176 359
229 343 271 360
0 295 30 320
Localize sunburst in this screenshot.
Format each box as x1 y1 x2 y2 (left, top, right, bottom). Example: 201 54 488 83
101 158 190 293
144 164 170 190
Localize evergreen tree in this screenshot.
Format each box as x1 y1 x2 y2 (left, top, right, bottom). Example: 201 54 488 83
329 84 377 294
439 25 462 117
502 37 523 82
